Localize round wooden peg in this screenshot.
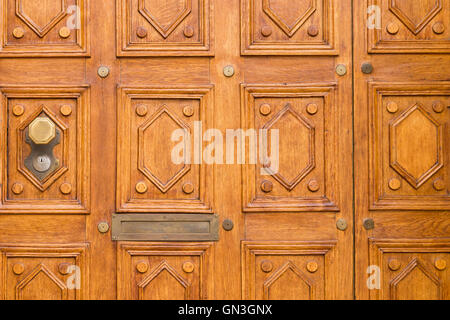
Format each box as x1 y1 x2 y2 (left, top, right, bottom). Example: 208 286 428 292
136 104 148 117
182 262 195 273
13 27 25 39
307 25 319 37
308 179 320 192
435 259 447 271
60 183 72 195
261 260 273 273
13 263 25 275
13 105 25 116
386 23 399 35
306 103 318 115
182 182 195 194
259 104 272 116
261 25 272 37
306 261 319 273
432 101 444 113
183 106 194 117
184 26 194 38
136 182 148 194
433 178 445 191
136 261 149 273
60 105 72 116
433 22 445 34
388 259 401 271
59 27 71 38
11 183 24 195
389 178 401 191
59 263 71 275
386 102 399 113
261 180 273 193
136 26 148 38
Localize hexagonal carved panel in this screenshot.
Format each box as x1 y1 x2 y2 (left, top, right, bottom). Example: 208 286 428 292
0 0 89 56
369 240 450 300
0 86 90 214
0 244 89 300
241 84 339 212
117 242 213 300
242 241 336 299
241 0 337 55
369 82 450 210
368 0 450 53
117 0 213 56
117 86 213 213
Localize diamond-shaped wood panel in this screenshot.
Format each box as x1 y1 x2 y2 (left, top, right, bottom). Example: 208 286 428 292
0 0 89 56
117 0 213 56
241 0 337 55
0 244 89 300
368 0 450 53
369 239 450 300
0 85 90 214
242 241 336 300
369 82 450 210
117 86 213 213
241 84 339 212
117 242 213 300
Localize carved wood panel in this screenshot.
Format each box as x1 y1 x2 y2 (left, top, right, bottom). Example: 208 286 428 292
0 86 90 214
241 0 337 55
117 86 213 213
117 242 213 300
368 0 450 53
369 239 450 300
242 241 336 300
241 84 339 212
0 244 89 300
0 0 89 56
117 0 213 56
369 82 450 210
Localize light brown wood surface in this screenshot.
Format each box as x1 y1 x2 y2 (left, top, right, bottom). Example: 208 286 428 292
0 0 447 300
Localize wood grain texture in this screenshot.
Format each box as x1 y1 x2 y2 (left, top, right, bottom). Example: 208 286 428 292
367 0 450 53
117 242 213 300
0 243 89 300
0 85 90 214
241 0 337 55
0 0 90 57
116 0 213 56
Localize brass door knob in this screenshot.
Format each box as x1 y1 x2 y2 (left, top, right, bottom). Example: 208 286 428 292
28 117 56 144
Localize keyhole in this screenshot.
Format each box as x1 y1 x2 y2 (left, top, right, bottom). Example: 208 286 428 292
32 155 52 172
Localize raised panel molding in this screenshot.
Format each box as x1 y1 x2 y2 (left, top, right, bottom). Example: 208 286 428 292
0 85 90 214
368 0 450 53
117 242 213 300
242 241 336 300
369 239 450 300
241 84 339 212
117 0 213 56
241 0 337 55
0 244 89 300
0 0 90 57
369 82 450 210
117 86 214 213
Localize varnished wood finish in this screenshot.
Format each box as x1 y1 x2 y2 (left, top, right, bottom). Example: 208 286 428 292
355 0 450 300
0 0 364 300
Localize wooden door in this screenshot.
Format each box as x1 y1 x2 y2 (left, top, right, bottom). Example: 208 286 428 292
354 0 450 300
0 0 353 300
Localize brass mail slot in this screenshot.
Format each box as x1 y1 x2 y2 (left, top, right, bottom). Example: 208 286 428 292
112 214 219 241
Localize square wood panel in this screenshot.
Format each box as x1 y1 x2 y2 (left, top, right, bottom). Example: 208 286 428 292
367 0 450 53
117 86 214 213
242 241 336 300
0 0 89 57
241 84 339 212
0 244 89 300
0 85 90 214
117 242 213 300
369 239 450 300
369 82 450 210
117 0 213 56
241 0 337 55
